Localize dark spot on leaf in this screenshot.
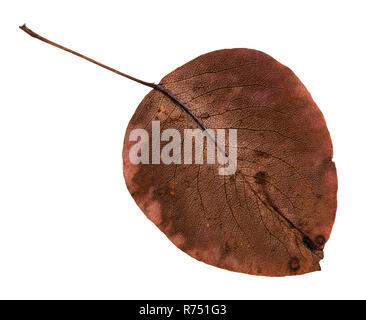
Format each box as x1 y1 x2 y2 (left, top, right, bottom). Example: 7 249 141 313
254 150 270 158
288 257 300 271
224 242 231 253
254 171 267 184
315 235 326 246
302 236 318 251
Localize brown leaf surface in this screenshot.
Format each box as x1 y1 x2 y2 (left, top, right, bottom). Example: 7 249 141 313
123 49 337 276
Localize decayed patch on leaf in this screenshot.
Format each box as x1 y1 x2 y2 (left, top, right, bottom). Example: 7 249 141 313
123 49 337 277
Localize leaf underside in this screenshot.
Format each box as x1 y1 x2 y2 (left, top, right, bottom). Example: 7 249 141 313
123 49 337 277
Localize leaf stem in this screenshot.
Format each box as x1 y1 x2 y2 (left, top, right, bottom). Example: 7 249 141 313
19 24 156 89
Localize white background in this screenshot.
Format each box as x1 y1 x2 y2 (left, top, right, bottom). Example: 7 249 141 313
0 0 365 299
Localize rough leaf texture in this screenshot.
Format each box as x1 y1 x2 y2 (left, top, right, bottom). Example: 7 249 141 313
123 49 337 276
